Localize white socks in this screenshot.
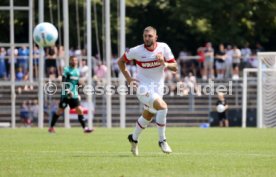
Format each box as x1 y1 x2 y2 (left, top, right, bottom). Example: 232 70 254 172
156 109 168 142
132 109 168 142
132 116 151 141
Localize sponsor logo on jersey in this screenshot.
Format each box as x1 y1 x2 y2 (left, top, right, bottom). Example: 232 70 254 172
141 61 161 68
136 60 162 68
70 76 79 80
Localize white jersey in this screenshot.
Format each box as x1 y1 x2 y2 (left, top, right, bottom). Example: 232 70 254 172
124 42 175 86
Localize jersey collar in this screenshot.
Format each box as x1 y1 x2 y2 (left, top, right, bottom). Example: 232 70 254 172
144 42 158 52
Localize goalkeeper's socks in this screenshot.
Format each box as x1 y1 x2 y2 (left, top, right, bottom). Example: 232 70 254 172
50 113 60 128
132 116 151 141
78 115 86 129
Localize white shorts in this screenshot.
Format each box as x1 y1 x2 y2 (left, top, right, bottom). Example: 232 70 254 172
136 85 163 114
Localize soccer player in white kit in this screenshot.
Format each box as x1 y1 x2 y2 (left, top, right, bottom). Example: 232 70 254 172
118 26 178 156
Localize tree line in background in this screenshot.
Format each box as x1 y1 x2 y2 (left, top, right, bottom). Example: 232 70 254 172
0 0 275 56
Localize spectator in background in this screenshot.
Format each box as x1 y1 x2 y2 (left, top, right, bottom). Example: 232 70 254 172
0 47 7 79
45 47 57 78
256 43 264 52
203 42 214 80
69 47 75 56
215 44 226 79
33 46 40 79
216 92 229 127
7 47 18 78
57 45 65 78
93 60 107 85
225 45 233 79
248 50 258 68
31 99 39 124
127 60 137 78
16 67 24 81
197 46 205 78
241 43 252 69
232 45 241 80
112 54 119 78
177 49 188 78
20 101 31 127
165 69 180 96
79 59 89 82
17 46 29 74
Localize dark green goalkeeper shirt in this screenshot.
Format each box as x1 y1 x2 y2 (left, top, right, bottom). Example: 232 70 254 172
62 66 80 99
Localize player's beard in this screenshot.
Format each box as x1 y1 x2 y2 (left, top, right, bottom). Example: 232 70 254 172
144 40 154 48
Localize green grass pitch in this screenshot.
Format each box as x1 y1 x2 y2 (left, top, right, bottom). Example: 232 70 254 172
0 128 276 177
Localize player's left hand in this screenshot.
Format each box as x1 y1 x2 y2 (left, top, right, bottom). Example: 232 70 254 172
156 53 165 66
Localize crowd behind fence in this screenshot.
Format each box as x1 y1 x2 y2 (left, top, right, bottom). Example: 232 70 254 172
0 42 264 87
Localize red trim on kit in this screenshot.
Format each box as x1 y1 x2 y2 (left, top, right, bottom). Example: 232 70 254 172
156 122 165 127
166 58 176 63
137 121 145 129
123 53 130 62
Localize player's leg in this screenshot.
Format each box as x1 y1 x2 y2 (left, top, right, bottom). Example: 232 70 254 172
153 98 172 153
224 119 229 127
132 109 154 140
48 97 67 133
48 107 65 133
69 98 93 133
74 105 94 133
128 109 154 156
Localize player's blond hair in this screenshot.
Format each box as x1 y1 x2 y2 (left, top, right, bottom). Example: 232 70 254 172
144 26 157 34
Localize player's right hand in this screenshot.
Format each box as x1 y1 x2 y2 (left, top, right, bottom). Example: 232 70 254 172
65 89 74 98
127 78 139 90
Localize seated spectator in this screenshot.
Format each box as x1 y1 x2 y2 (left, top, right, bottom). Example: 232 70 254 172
179 71 201 96
93 61 107 86
127 60 137 78
79 59 89 82
165 69 180 96
112 54 119 78
30 99 39 124
20 101 31 127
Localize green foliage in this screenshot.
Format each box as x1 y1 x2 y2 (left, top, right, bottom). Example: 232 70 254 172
0 0 275 55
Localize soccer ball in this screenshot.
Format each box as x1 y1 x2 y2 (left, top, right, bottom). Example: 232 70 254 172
33 22 58 47
216 104 225 113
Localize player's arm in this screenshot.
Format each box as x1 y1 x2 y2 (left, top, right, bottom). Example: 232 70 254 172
157 53 178 72
117 55 132 83
224 100 229 110
165 61 178 72
62 68 73 97
117 55 139 88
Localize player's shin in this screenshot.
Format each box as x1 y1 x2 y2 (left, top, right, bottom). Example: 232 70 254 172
78 114 87 129
50 113 60 128
132 116 151 141
156 109 168 141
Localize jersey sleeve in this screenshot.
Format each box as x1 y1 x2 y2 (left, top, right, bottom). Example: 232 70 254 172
123 47 137 63
164 44 176 63
63 67 68 78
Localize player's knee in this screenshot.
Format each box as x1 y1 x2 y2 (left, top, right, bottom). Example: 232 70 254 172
75 107 83 114
56 108 64 116
142 110 154 121
154 99 167 110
